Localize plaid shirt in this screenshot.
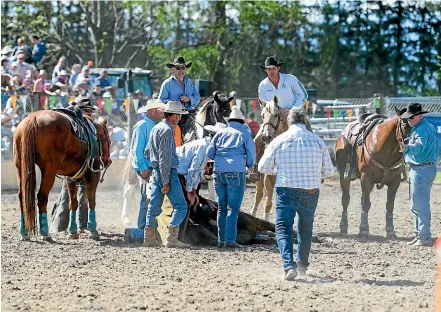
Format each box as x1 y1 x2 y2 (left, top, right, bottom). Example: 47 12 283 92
258 124 334 189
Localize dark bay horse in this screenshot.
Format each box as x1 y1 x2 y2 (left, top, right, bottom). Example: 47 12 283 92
335 108 410 239
13 110 112 241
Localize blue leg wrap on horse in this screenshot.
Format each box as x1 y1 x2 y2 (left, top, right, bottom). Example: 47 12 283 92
20 213 28 238
88 209 96 232
69 210 78 234
39 213 49 236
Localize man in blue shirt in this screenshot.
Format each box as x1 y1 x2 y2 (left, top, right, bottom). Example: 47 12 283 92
401 103 439 247
30 35 47 68
128 99 165 232
159 56 201 111
207 108 256 248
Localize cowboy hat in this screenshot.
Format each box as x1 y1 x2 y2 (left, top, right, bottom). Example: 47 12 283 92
137 99 166 113
1 46 13 55
77 97 98 110
166 56 192 69
102 91 112 98
259 56 284 68
400 103 429 119
163 101 188 115
204 122 227 133
224 108 246 122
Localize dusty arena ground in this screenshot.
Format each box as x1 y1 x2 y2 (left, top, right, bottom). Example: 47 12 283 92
2 180 440 312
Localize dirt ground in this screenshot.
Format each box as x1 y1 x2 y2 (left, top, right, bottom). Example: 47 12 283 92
1 180 440 312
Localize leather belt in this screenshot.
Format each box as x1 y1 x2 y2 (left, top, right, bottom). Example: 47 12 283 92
409 162 434 167
291 188 319 194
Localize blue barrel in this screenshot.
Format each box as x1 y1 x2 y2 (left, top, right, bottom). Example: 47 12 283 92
425 113 441 155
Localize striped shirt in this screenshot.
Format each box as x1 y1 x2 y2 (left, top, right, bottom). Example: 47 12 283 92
258 124 334 189
145 120 178 185
258 73 308 109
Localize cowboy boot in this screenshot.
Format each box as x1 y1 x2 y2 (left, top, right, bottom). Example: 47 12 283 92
144 227 162 247
165 226 191 248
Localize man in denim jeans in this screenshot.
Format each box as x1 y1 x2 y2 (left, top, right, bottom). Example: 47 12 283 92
259 107 334 281
207 108 256 248
401 103 439 247
144 101 190 248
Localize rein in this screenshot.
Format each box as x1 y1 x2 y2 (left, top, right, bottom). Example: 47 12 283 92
361 117 406 189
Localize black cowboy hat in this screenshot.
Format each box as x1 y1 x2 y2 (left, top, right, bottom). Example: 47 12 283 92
166 56 192 69
77 97 98 111
259 56 284 68
400 103 428 119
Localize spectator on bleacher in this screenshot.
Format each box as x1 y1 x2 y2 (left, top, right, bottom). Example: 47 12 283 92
10 51 33 80
52 56 67 83
57 70 69 85
75 65 90 88
30 35 47 69
33 69 48 92
76 80 91 97
95 70 111 89
12 37 33 64
1 57 9 75
69 64 81 87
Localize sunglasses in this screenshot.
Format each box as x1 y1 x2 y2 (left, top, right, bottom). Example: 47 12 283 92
174 66 186 70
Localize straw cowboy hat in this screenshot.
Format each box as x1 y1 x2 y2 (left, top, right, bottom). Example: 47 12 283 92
400 103 429 119
204 122 227 133
224 108 246 122
259 56 284 68
137 99 166 113
164 101 188 115
166 56 192 69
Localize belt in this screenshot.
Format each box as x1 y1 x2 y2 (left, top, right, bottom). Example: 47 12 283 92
408 162 434 167
290 188 319 194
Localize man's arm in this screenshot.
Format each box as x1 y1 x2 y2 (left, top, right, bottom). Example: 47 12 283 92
258 140 277 175
187 79 201 108
157 129 173 185
244 131 256 168
158 80 169 103
290 75 308 108
258 81 271 102
206 135 218 160
131 125 151 172
320 141 335 178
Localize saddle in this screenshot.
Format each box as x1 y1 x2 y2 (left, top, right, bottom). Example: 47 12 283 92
342 113 388 180
53 107 101 177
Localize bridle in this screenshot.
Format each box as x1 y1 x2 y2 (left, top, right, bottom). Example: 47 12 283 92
261 104 282 144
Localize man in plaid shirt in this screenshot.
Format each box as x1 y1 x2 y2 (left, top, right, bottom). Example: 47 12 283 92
258 107 334 281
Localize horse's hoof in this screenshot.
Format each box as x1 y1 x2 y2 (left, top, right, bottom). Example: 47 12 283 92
41 235 53 242
340 229 348 236
20 236 30 242
69 233 80 239
358 232 369 241
386 232 397 240
89 231 100 240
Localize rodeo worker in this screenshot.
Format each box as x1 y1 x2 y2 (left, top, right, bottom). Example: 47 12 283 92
207 108 256 248
123 99 165 243
400 103 439 247
258 107 334 281
143 101 190 248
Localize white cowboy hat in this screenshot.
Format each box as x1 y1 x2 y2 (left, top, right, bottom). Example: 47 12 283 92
137 99 166 113
164 101 188 115
224 108 246 122
204 122 227 133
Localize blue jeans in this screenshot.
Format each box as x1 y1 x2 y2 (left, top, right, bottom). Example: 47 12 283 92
145 168 188 228
214 172 246 243
275 187 320 271
137 173 149 229
409 164 436 241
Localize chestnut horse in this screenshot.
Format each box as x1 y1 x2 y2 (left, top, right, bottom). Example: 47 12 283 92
335 108 410 239
250 97 288 219
13 110 112 241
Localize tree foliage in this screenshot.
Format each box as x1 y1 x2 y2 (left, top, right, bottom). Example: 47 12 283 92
2 0 440 97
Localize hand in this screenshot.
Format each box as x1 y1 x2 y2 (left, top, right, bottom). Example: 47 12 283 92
186 190 197 206
140 169 151 181
161 184 169 194
180 95 190 103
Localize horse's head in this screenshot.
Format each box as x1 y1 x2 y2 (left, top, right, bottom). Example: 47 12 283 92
260 96 283 145
213 90 235 123
395 107 412 145
94 117 112 168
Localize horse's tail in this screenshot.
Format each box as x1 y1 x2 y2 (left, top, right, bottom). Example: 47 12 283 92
119 151 137 189
20 118 38 234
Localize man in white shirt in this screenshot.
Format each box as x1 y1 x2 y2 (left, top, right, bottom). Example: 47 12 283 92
258 107 334 281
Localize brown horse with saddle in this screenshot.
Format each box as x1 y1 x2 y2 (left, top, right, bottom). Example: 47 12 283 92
335 108 411 239
13 99 112 241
